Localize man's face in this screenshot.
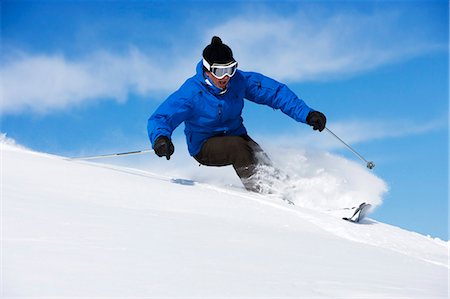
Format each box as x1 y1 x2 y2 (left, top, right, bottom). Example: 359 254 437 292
206 71 230 90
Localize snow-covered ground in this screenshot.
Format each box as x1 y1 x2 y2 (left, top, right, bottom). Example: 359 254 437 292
2 141 448 298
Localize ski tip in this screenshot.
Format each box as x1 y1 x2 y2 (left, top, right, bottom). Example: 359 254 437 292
343 202 373 223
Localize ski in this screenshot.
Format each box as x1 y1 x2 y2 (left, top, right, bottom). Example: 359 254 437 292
342 202 372 223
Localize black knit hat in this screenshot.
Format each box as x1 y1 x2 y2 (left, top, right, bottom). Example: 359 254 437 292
203 36 235 65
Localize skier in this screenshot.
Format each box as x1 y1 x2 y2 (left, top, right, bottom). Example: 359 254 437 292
147 36 326 193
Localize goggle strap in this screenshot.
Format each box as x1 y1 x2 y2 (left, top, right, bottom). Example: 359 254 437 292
203 59 212 71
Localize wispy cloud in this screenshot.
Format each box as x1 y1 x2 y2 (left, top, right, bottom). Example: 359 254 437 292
0 6 444 114
266 118 447 150
0 48 196 114
327 118 447 144
209 8 444 82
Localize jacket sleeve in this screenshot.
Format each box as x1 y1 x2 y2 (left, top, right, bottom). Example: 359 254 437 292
243 71 313 123
147 91 193 147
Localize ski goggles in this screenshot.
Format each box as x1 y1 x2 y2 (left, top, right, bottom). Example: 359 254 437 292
203 59 238 79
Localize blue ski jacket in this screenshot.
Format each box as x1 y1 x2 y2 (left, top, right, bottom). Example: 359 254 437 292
147 61 313 156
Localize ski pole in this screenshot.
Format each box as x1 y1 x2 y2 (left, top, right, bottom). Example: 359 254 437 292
70 149 154 160
324 127 375 169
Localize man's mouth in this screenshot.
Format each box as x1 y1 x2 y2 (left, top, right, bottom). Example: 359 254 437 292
218 80 228 86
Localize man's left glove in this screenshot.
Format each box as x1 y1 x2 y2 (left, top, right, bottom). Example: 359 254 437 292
306 111 327 132
153 136 174 160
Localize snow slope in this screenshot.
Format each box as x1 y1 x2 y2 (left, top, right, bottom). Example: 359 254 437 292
2 142 448 298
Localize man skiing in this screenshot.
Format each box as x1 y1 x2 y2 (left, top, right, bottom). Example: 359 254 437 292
147 36 326 193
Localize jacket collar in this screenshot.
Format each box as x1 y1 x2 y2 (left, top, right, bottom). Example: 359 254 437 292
195 60 228 96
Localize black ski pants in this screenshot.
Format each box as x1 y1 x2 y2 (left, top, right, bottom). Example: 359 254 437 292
194 135 271 192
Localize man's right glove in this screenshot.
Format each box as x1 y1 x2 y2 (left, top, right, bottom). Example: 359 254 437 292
306 111 327 132
153 136 174 160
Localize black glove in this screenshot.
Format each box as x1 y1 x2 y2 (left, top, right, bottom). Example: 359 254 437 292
306 111 327 132
153 136 174 160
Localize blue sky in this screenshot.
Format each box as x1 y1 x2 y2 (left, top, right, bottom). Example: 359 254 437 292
1 0 448 240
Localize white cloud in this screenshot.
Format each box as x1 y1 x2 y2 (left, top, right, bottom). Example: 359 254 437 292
0 48 196 114
266 118 447 150
326 119 446 144
0 7 443 114
207 8 443 82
